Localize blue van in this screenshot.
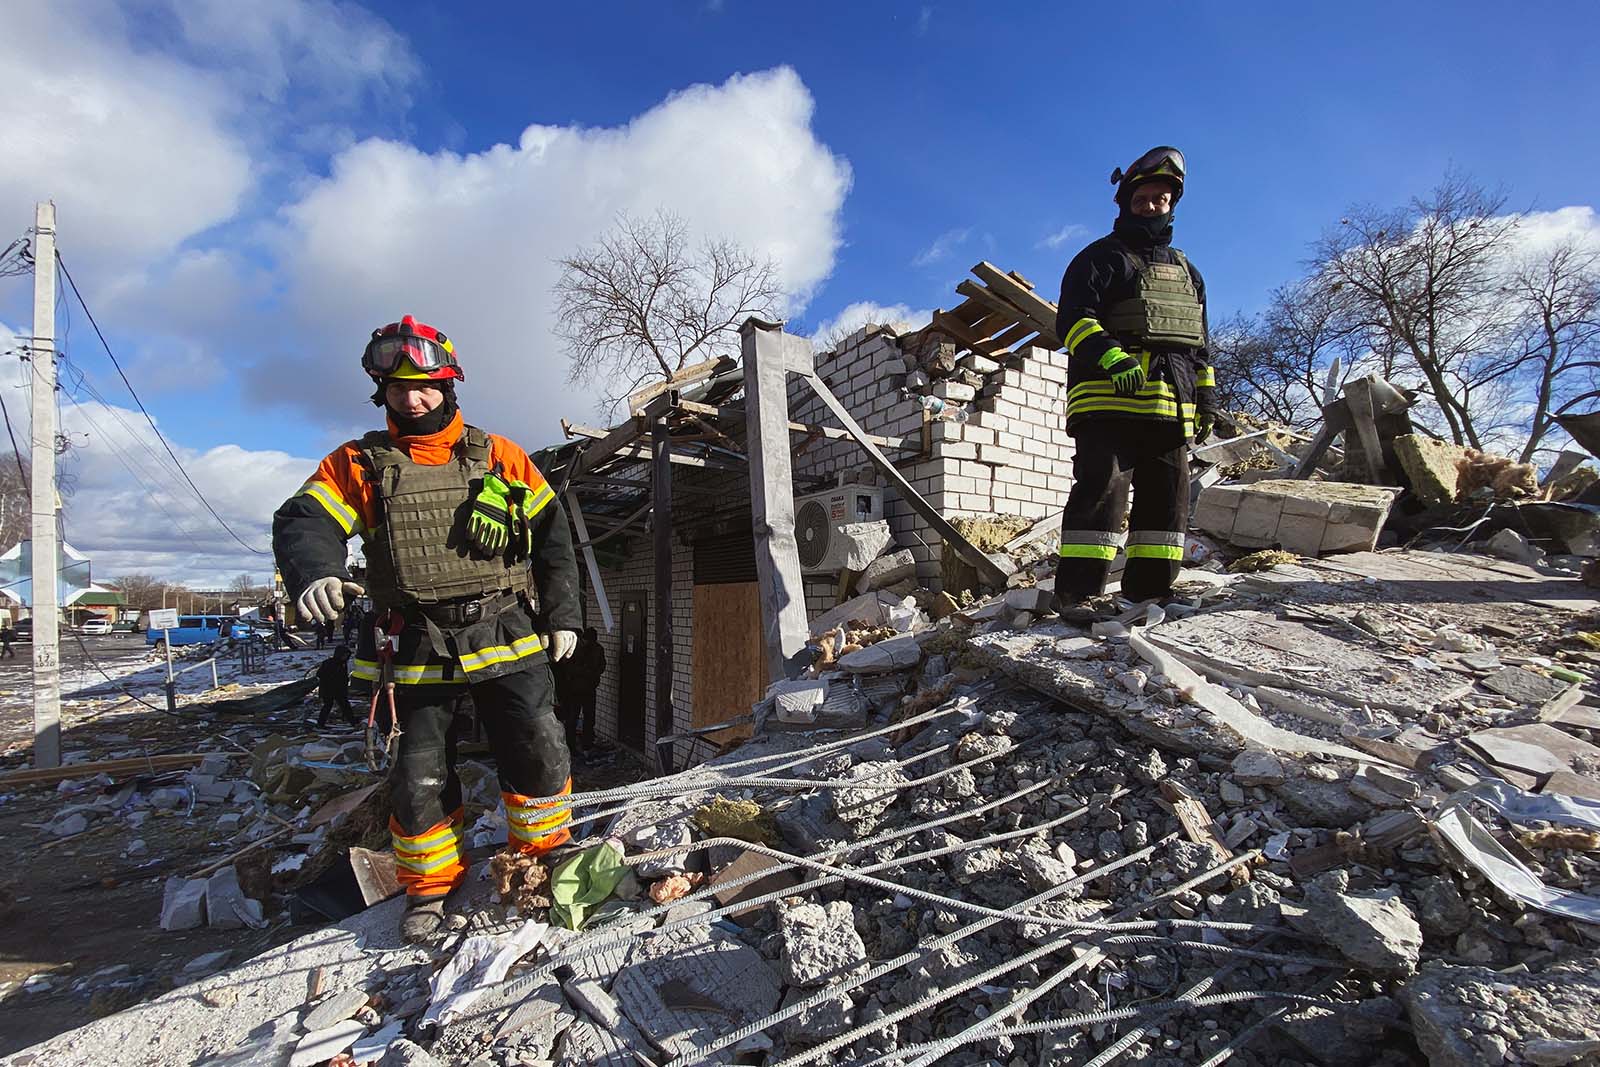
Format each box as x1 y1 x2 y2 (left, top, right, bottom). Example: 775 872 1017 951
146 615 238 647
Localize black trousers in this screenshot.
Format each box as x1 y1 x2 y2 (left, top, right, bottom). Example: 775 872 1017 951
318 690 357 727
1057 419 1189 602
560 690 597 751
388 663 571 836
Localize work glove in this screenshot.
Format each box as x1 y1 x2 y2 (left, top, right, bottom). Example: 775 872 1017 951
298 578 365 626
467 470 514 555
1194 413 1215 445
550 629 578 661
505 480 538 561
1099 347 1146 397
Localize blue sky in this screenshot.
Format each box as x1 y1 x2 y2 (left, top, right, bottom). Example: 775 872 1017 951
0 0 1597 581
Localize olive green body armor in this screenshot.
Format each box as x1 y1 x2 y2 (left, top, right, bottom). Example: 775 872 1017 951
358 425 520 609
1102 250 1206 349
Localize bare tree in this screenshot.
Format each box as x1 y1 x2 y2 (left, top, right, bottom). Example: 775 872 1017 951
0 461 28 553
1310 173 1521 447
110 574 179 612
228 572 266 599
1502 241 1600 461
553 210 780 409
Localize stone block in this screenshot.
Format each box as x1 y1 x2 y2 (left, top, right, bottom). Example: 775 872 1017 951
1192 499 1237 539
1321 521 1382 554
837 634 922 674
1393 434 1469 505
931 381 975 402
855 549 916 593
833 521 893 570
933 440 977 461
1280 495 1332 520
1275 513 1327 556
1231 493 1285 543
160 877 207 930
205 866 253 930
958 353 1001 375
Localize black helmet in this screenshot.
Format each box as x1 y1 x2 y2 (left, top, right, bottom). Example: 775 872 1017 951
1111 146 1185 207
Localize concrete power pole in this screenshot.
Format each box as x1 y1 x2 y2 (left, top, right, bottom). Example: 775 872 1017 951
29 201 60 769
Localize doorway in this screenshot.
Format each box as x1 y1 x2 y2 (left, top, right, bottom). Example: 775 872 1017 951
616 595 647 752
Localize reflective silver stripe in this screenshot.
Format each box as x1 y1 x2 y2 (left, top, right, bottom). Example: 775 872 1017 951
1126 531 1185 547
1060 530 1125 548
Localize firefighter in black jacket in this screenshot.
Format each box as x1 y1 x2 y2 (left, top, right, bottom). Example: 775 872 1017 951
1053 146 1216 614
273 315 582 942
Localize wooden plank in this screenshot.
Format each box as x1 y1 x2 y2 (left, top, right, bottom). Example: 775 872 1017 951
569 415 645 476
970 262 1062 345
0 752 205 787
1159 779 1249 888
988 321 1039 353
677 399 921 453
932 309 1006 360
626 356 732 415
800 372 1013 589
689 582 766 747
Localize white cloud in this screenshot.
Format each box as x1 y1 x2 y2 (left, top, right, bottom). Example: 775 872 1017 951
808 301 932 350
1038 223 1090 250
1503 205 1600 259
0 322 309 587
912 227 970 268
260 66 852 437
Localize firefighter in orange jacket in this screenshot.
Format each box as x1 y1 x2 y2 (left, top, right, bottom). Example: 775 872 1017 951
272 315 581 942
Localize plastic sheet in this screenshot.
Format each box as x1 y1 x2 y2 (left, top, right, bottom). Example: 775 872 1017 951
421 918 548 1027
1430 805 1600 926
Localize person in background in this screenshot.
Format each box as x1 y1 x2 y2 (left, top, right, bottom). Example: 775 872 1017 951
311 645 358 730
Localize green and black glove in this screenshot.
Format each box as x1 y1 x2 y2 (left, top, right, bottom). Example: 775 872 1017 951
1194 412 1215 445
505 480 537 561
467 469 514 555
1100 347 1146 397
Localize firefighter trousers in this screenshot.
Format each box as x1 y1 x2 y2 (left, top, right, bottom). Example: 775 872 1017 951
387 662 573 898
1057 419 1189 603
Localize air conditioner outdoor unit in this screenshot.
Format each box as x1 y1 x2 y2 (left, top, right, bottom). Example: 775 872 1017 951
794 483 885 574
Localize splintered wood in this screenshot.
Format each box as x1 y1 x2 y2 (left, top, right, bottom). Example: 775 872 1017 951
1159 779 1251 888
905 261 1062 362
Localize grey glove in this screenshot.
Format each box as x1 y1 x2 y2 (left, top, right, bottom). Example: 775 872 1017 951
297 577 365 626
550 629 578 661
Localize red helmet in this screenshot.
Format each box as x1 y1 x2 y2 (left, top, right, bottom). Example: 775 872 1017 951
362 315 464 382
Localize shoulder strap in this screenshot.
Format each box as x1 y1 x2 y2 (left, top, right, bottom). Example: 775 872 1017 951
355 430 396 482
1167 247 1190 274
459 424 492 465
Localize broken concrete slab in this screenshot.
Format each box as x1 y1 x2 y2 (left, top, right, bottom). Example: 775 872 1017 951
836 633 922 674
778 900 867 988
834 520 894 571
1304 871 1422 977
1194 479 1399 555
808 591 908 638
1481 666 1572 706
288 1019 366 1067
855 548 916 593
610 933 782 1063
1402 959 1600 1067
1147 609 1475 719
1483 527 1546 565
302 986 370 1032
205 866 256 930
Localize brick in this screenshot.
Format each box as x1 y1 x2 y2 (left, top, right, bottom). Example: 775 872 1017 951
934 440 977 460
959 353 1001 375
976 445 1017 467
961 424 996 446
932 381 976 402
1280 496 1332 520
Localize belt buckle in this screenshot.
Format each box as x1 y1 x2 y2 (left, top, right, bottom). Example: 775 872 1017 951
462 600 482 623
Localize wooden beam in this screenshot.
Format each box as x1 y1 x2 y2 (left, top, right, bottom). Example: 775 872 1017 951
932 309 1007 360
741 319 812 683
652 417 676 774
800 370 1013 589
565 491 614 633
675 399 921 454
625 356 733 415
970 261 1062 345
562 426 746 472
0 752 205 787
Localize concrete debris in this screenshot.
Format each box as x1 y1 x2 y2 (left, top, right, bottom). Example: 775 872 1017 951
1305 871 1423 977
1394 434 1472 506
159 876 207 931
1403 959 1600 1067
855 548 917 592
778 900 867 987
288 1019 366 1067
1483 527 1546 565
836 632 923 674
302 986 370 1032
1194 479 1399 556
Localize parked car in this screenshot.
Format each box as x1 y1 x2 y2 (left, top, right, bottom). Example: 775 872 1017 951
14 618 31 641
79 618 112 635
145 615 240 647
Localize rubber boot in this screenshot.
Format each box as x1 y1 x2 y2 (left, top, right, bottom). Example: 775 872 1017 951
400 898 445 943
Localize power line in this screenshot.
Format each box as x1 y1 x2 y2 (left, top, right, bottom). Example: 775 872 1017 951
0 388 27 488
54 252 268 555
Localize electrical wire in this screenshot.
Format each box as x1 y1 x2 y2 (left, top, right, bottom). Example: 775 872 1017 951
54 252 268 554
0 387 27 487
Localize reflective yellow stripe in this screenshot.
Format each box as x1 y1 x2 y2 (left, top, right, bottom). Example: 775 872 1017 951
1068 380 1178 402
458 632 546 673
520 482 556 520
352 658 457 685
394 848 463 874
1126 544 1184 560
397 822 461 851
1059 544 1119 561
1065 318 1103 353
1196 365 1216 387
301 481 360 536
508 807 571 835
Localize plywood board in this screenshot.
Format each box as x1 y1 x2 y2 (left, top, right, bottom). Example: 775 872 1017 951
690 582 769 744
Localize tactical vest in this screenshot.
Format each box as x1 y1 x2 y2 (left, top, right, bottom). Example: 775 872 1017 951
1102 248 1206 349
357 425 521 609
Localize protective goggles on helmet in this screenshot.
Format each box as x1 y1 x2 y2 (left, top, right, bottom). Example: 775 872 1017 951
362 333 460 379
1111 146 1185 187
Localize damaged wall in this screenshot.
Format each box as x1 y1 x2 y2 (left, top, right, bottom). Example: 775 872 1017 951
791 324 1077 612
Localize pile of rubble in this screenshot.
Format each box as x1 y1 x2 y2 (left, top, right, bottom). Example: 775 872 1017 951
16 538 1600 1067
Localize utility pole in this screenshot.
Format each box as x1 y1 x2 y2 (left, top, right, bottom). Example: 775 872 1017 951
29 201 59 769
